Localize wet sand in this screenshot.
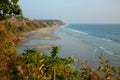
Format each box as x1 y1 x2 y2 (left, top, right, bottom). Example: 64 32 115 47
20 27 55 41
18 27 60 52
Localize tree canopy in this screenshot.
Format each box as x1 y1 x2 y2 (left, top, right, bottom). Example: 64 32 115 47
0 0 22 20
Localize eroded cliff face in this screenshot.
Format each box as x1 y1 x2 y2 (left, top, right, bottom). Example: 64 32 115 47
8 17 64 29
2 17 63 42
0 17 64 79
0 17 64 54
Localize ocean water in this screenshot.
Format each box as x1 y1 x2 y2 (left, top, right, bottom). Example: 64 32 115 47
68 24 120 43
18 24 120 67
55 24 120 66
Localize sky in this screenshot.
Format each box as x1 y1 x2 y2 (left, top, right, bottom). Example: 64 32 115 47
19 0 120 24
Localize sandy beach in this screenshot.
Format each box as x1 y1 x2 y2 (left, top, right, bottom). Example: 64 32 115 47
20 27 56 41
36 27 55 34
21 27 55 35
18 27 60 52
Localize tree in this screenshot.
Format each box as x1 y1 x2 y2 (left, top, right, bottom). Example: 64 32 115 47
0 0 22 20
51 46 60 58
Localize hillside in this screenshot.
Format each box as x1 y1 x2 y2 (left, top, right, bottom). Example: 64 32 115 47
0 17 64 79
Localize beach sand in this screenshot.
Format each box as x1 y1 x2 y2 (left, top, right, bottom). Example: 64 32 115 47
18 27 59 51
20 27 56 40
36 27 55 34
31 44 56 50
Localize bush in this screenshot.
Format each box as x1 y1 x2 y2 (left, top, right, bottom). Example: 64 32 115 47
18 26 25 32
13 47 80 80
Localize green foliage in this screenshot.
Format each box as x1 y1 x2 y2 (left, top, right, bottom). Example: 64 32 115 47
19 48 46 79
18 26 25 32
26 21 35 29
13 47 79 80
97 53 115 80
33 23 40 29
51 46 60 58
19 47 120 80
0 0 22 20
1 40 120 80
0 18 64 79
39 22 47 28
79 53 120 80
5 21 20 35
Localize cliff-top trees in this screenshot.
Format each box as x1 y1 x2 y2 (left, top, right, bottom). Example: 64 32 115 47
0 0 22 20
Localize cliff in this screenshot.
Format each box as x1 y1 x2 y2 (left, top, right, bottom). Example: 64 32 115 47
0 17 64 79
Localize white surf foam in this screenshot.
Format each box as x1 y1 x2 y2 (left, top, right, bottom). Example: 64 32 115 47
64 28 88 35
99 46 114 55
61 25 67 28
95 36 112 42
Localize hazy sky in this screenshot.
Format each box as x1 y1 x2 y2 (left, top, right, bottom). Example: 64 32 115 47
19 0 120 24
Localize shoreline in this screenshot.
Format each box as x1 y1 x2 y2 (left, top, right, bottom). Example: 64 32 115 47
18 26 57 42
18 24 120 67
17 26 60 52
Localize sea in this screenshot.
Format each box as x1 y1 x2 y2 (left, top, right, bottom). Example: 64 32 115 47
18 24 120 67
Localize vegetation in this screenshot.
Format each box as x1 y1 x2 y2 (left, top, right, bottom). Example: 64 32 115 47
15 47 78 80
14 48 120 80
0 17 64 79
0 18 120 80
0 0 22 20
0 0 120 80
1 44 120 80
